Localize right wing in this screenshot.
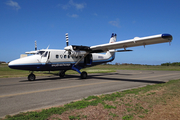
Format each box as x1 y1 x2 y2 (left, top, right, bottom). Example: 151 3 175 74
90 34 173 53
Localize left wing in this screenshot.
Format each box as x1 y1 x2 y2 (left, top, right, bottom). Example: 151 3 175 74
90 34 172 53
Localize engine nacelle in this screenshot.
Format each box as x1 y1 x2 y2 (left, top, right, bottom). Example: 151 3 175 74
64 45 91 51
64 45 73 51
70 51 87 57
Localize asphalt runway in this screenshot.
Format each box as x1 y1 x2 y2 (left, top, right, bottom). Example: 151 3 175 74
0 70 180 118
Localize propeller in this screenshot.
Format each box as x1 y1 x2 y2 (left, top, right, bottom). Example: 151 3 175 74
35 41 37 51
64 33 73 55
66 33 69 46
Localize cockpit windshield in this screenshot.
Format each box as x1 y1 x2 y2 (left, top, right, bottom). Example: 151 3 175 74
42 51 48 57
36 51 45 55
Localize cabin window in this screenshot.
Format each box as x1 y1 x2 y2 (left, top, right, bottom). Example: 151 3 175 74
56 55 59 58
68 55 70 59
64 55 67 59
76 56 78 59
60 55 63 58
79 56 82 59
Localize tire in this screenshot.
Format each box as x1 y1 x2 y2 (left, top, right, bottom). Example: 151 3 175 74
59 70 66 78
81 71 87 79
28 73 36 81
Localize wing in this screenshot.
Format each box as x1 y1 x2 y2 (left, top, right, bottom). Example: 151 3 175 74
90 34 173 53
25 50 39 54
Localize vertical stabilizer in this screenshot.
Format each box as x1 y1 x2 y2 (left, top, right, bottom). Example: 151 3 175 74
109 33 117 43
106 33 117 60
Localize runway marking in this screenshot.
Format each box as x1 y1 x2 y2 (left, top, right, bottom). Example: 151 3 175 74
0 81 118 98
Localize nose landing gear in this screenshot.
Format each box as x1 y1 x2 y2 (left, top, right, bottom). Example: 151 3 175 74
28 73 36 81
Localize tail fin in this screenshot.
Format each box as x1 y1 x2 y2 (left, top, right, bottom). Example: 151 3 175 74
106 33 116 61
109 33 117 43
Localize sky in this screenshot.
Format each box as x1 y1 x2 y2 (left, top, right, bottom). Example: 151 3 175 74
0 0 180 65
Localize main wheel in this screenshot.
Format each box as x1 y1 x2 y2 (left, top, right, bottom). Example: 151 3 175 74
59 70 66 78
81 71 87 79
28 73 36 81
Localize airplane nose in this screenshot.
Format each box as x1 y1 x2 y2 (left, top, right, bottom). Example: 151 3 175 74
8 59 19 69
8 61 14 66
8 55 42 70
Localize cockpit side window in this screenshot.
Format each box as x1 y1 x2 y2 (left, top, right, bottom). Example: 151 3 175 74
36 51 45 55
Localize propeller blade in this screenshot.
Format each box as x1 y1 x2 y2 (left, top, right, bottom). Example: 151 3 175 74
35 41 37 51
66 33 69 46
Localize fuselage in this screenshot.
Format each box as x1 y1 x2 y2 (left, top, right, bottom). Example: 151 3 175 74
8 49 115 71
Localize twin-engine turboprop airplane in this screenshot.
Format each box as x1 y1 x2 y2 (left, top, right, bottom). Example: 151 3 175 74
8 33 173 81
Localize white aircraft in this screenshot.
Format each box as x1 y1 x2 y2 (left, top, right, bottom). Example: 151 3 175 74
8 33 173 81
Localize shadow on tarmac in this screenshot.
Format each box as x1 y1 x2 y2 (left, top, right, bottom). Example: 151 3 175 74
19 72 165 84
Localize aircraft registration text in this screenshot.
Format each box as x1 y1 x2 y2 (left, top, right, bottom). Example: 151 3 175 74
52 64 71 67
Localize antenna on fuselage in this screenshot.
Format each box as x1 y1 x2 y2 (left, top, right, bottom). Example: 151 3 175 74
35 40 37 51
65 33 69 46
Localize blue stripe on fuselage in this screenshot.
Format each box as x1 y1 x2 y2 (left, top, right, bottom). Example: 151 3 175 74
9 53 115 71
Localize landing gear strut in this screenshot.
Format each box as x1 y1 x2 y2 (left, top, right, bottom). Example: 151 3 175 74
28 73 36 81
72 65 88 79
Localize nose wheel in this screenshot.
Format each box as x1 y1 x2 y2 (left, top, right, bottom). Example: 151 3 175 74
28 73 36 81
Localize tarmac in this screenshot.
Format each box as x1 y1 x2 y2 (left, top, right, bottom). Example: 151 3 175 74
0 70 180 118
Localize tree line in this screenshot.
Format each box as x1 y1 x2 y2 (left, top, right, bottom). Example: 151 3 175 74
161 62 180 66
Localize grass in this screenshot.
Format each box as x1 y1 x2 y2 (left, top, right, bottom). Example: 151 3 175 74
1 64 180 78
2 79 180 120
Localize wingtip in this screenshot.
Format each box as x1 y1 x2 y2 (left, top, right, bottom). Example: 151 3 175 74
161 34 173 40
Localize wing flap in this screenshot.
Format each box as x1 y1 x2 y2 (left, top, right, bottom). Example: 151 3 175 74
90 34 172 52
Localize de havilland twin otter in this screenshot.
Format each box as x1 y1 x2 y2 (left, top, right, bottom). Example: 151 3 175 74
8 33 173 81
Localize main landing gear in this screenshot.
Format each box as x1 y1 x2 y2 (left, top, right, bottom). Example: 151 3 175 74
59 70 66 78
28 73 36 81
72 65 88 79
59 69 87 79
81 71 87 79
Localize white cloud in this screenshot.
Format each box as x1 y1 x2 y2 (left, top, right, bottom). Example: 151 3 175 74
58 0 86 10
69 0 86 10
5 0 21 10
109 19 120 28
67 14 79 18
94 13 98 16
57 4 70 10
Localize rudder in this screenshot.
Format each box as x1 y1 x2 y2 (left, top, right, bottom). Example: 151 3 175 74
109 33 117 43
